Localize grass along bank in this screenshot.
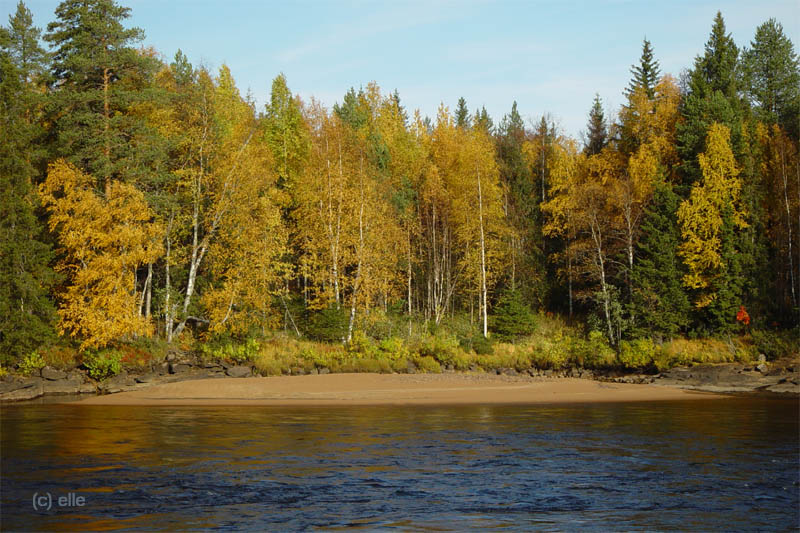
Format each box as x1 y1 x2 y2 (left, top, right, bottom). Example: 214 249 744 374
5 313 795 384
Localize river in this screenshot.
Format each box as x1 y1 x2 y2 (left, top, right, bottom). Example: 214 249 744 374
1 396 798 531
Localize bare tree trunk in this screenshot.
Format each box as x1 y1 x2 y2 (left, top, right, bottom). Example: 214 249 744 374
779 142 797 309
173 125 256 339
165 214 174 342
568 251 573 320
591 218 614 345
346 155 366 343
477 165 488 338
103 65 111 195
138 262 152 318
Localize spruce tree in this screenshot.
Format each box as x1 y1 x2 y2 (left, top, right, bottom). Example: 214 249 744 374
497 102 542 304
490 288 536 341
473 106 493 134
629 183 690 339
455 97 471 129
0 3 58 361
676 11 743 187
584 94 607 155
626 38 661 99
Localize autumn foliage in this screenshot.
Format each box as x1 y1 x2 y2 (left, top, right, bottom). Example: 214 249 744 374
2 1 798 363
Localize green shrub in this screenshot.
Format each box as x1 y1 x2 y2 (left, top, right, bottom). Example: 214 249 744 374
254 357 285 376
490 288 536 341
451 352 473 371
347 330 376 357
201 337 260 363
471 335 494 355
18 351 46 376
750 329 799 361
305 306 348 342
618 338 657 370
418 332 459 366
413 355 442 373
377 336 410 361
82 350 123 380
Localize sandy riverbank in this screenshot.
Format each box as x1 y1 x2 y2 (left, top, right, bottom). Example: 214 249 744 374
72 373 726 406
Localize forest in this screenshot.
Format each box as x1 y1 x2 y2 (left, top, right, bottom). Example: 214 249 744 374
1 0 798 377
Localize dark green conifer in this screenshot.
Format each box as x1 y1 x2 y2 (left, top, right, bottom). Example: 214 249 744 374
0 3 58 361
742 18 800 138
44 0 158 190
629 183 690 339
584 94 607 155
626 38 661 99
455 97 471 129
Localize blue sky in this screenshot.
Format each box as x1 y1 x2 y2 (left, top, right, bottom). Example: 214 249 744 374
6 0 799 139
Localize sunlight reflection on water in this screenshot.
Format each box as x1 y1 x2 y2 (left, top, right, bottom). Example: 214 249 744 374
2 397 798 531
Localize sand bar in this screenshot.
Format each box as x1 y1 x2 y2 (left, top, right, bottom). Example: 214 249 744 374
72 373 726 406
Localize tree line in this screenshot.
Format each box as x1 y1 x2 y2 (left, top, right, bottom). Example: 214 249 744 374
1 0 798 361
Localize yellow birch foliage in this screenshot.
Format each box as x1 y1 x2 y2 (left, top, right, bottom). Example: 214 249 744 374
201 66 290 335
678 123 747 306
295 96 403 314
39 160 163 349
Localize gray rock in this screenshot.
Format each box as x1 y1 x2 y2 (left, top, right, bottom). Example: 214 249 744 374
291 367 306 376
757 354 766 364
318 367 331 375
42 378 81 394
226 365 251 378
79 382 96 394
41 366 68 381
0 380 43 401
544 369 553 377
219 360 234 370
756 363 768 374
100 373 135 394
202 361 223 370
0 379 35 394
135 373 159 384
169 362 191 374
309 368 319 375
157 362 170 375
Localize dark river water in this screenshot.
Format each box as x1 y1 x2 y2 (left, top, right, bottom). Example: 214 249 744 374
1 397 798 531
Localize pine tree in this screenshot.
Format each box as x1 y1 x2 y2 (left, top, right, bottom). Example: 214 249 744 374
584 94 607 155
626 38 661 99
44 0 158 191
0 4 57 361
630 183 690 338
742 19 800 138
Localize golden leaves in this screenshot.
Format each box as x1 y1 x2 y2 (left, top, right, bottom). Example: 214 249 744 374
678 123 746 306
39 160 162 349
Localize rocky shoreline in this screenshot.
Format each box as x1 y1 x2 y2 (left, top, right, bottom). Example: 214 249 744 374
2 350 798 403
